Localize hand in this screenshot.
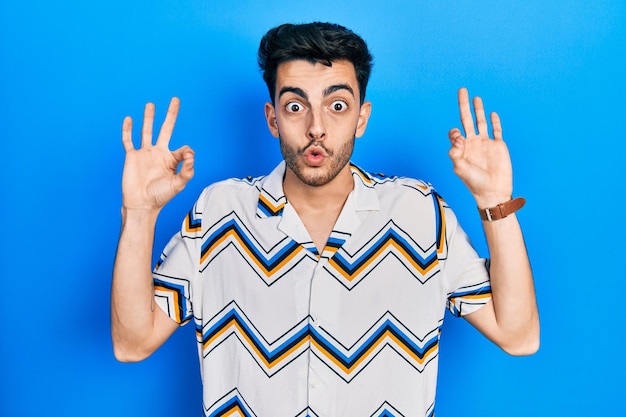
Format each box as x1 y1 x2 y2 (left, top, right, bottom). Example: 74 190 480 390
121 97 194 211
448 88 513 208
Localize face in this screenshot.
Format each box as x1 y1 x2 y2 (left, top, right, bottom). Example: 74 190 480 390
265 59 371 188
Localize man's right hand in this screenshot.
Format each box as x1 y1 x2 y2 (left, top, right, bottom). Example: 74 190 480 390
121 97 194 212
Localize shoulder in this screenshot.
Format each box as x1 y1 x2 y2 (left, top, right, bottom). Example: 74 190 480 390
351 163 438 197
191 174 266 212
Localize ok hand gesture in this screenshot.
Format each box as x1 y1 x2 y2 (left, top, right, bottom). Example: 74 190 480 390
121 98 195 212
448 88 513 208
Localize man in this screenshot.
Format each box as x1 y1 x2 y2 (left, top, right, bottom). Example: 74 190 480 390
112 22 539 417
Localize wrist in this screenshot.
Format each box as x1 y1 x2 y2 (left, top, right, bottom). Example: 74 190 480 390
121 206 161 224
478 197 526 222
473 193 513 209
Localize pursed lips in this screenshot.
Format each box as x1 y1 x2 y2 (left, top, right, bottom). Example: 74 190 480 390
300 141 331 157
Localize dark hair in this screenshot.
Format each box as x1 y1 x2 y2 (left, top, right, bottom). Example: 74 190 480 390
258 22 373 104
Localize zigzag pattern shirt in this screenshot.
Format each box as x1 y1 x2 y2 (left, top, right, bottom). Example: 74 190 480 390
153 161 491 417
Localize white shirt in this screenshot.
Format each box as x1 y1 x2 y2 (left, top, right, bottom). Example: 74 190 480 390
154 162 491 417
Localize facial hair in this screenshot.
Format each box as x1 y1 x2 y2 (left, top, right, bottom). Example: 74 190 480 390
280 136 355 187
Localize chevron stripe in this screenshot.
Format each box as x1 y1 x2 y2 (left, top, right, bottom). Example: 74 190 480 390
200 214 314 280
204 389 256 417
325 234 345 251
370 401 405 417
320 230 348 258
184 206 202 233
154 275 191 323
199 303 440 380
326 221 439 287
199 307 311 370
257 192 285 217
310 315 439 379
448 281 492 317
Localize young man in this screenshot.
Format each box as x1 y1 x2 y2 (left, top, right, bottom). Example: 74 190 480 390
112 22 539 417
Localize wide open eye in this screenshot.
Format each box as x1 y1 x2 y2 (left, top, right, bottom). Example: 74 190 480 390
286 101 303 113
331 100 348 112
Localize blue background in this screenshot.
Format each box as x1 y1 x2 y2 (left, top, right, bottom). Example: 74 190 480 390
1 1 624 415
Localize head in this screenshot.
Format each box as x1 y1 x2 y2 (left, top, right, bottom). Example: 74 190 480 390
259 23 374 189
258 22 373 105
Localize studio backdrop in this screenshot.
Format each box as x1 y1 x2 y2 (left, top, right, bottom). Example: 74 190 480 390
1 1 624 416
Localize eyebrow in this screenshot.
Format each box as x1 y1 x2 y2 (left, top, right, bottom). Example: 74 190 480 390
324 84 354 98
279 87 308 100
278 84 355 101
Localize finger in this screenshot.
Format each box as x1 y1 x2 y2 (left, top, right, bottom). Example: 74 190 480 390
171 144 192 163
156 97 181 147
473 96 488 136
448 127 464 143
491 112 503 141
121 116 134 152
178 148 195 182
447 128 465 160
141 102 155 148
172 146 195 190
457 87 475 137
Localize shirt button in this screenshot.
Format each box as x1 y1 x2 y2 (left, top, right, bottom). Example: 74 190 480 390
310 378 319 389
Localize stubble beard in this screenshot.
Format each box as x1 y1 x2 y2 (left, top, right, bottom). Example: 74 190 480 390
280 136 355 187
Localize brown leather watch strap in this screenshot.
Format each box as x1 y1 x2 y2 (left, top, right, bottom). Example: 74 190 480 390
478 197 526 221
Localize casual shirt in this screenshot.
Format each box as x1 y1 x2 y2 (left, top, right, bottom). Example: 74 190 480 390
153 161 491 417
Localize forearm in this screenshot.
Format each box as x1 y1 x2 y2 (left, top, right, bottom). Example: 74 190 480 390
111 207 161 361
482 213 539 353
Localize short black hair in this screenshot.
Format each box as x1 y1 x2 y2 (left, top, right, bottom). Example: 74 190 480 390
258 22 373 104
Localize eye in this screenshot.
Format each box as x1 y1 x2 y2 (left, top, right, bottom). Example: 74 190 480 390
286 101 303 113
331 100 348 112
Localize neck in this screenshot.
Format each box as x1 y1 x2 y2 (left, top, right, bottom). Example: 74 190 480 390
283 165 354 254
283 165 354 210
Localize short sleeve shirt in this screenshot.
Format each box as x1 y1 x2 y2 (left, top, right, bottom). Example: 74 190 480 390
153 162 491 417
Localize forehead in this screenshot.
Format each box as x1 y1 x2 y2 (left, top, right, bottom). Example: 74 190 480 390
275 59 359 96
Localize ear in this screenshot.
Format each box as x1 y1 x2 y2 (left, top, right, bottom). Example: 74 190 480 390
355 100 372 138
264 102 280 138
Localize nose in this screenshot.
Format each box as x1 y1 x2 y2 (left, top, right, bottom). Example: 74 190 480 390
307 107 326 141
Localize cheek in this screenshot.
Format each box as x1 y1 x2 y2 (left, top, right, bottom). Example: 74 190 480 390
275 115 302 133
328 114 361 134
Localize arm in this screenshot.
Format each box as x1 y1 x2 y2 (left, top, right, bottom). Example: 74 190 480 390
111 97 195 362
448 88 539 355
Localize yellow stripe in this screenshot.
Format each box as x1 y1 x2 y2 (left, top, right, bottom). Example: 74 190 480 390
258 193 285 214
223 407 244 417
329 239 438 281
203 319 310 369
312 329 437 374
351 166 373 185
154 285 182 323
184 212 201 233
201 230 303 276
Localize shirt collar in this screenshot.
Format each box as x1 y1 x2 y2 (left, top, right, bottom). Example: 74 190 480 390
256 161 380 219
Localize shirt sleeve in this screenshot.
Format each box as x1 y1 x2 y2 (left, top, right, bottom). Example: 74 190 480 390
441 205 492 317
152 199 203 325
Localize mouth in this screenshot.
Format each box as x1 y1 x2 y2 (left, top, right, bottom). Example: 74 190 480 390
308 148 324 157
301 140 330 156
301 145 328 166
